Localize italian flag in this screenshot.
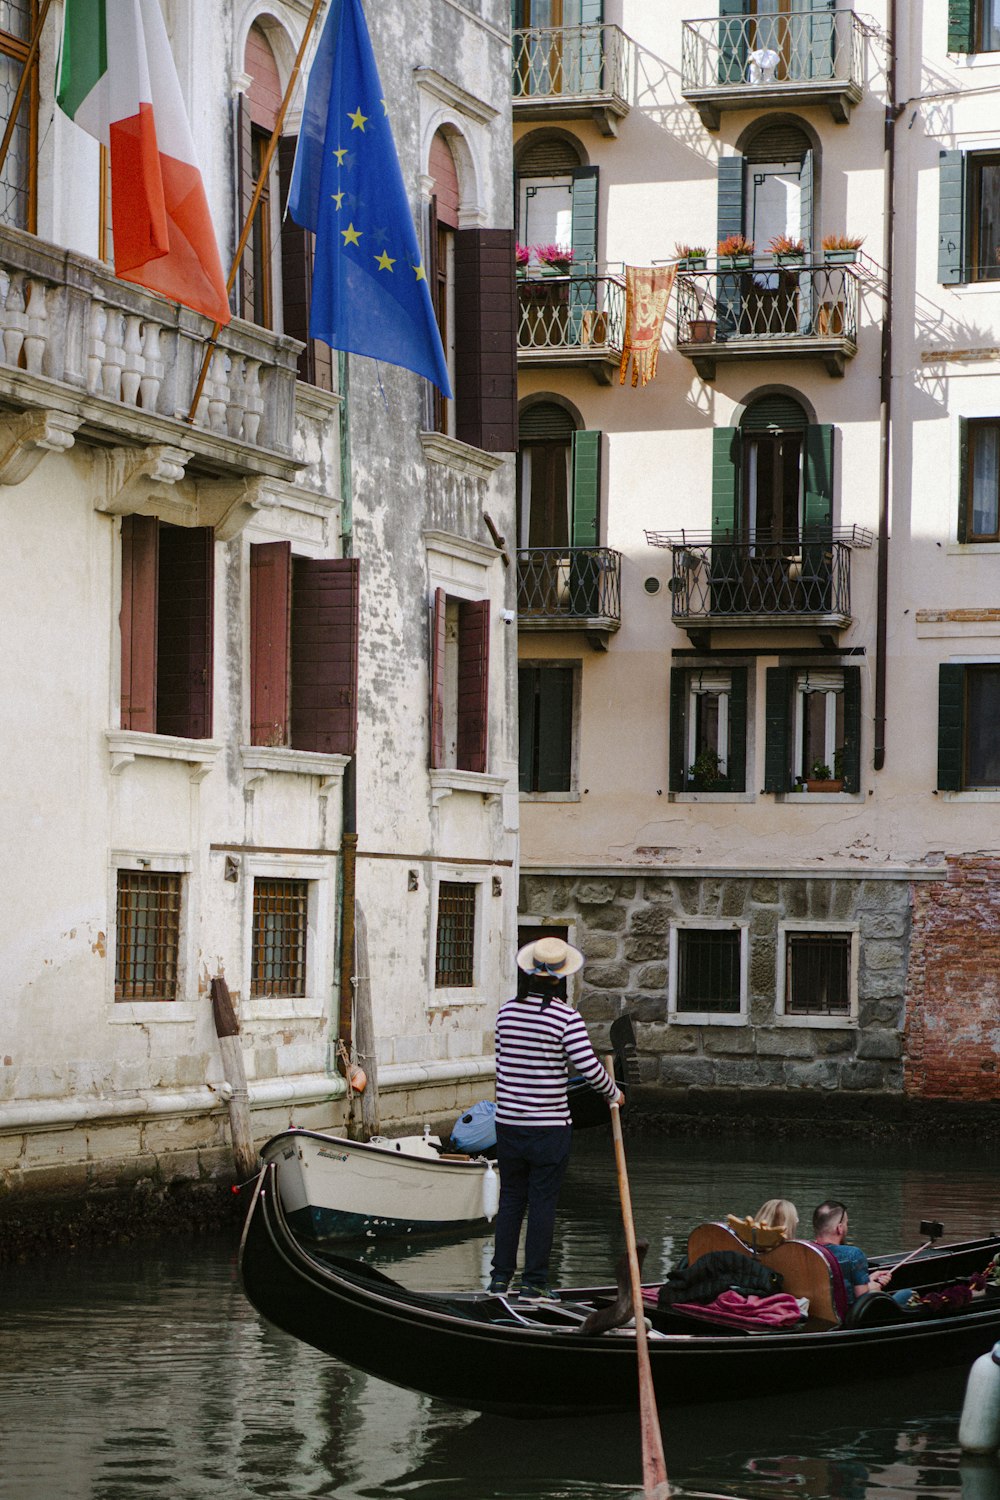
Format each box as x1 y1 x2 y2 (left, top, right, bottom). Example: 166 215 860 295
57 0 231 325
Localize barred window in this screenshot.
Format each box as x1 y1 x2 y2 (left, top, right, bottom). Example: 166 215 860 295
785 931 852 1017
0 1 37 231
115 871 182 1002
252 879 308 997
676 928 741 1015
435 881 476 988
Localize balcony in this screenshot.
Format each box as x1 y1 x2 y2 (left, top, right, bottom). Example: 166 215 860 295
518 270 625 384
675 263 859 379
644 530 873 647
512 24 634 136
517 546 622 648
681 9 865 130
0 225 343 532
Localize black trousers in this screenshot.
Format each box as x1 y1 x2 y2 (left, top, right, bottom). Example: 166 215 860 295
490 1123 572 1288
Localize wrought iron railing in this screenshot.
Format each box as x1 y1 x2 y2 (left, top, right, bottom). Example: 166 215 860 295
518 272 625 356
517 547 622 624
512 24 633 104
676 264 859 348
663 537 853 622
681 8 864 94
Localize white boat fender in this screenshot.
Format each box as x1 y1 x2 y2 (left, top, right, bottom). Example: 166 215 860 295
481 1159 500 1222
959 1340 1000 1453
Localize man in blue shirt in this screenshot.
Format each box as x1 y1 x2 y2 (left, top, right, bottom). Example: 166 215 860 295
812 1200 893 1303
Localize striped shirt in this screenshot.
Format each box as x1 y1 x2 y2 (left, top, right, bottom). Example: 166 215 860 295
495 996 618 1126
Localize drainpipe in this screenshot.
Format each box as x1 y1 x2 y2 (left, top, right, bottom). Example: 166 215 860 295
874 0 898 771
337 349 357 1072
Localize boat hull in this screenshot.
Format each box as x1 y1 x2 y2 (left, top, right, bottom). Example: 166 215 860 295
240 1166 1000 1417
260 1129 491 1241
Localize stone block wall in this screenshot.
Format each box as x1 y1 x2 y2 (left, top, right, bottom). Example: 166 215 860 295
520 872 910 1093
905 857 1000 1102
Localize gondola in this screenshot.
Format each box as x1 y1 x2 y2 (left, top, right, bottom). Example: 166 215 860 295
239 1163 1000 1417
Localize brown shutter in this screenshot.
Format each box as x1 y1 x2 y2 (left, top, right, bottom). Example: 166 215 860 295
430 587 446 768
156 525 214 740
456 598 490 774
454 228 517 453
120 514 158 733
250 540 292 746
278 135 333 390
237 92 254 320
290 557 359 754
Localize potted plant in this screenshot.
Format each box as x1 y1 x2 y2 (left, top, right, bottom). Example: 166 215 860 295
535 243 574 276
688 748 726 791
675 242 708 271
822 233 864 265
805 757 844 793
716 234 754 270
516 242 531 279
769 234 806 266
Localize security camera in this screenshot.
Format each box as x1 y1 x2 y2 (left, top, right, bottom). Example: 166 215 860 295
500 609 515 624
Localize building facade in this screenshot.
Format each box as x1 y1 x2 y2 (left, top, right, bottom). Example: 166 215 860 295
513 0 1000 1109
0 0 518 1208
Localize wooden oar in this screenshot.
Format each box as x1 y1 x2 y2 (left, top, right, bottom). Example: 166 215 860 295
606 1055 670 1500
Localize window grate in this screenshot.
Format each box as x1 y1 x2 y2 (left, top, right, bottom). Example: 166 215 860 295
677 928 741 1014
435 881 476 988
251 879 308 997
786 931 851 1016
1 2 37 233
115 871 182 1002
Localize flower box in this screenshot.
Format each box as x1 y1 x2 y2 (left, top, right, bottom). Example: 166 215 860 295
774 252 805 267
805 778 843 793
679 256 707 271
718 255 753 271
823 248 858 265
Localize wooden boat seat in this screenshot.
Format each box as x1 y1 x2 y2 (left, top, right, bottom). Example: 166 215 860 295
686 1221 839 1327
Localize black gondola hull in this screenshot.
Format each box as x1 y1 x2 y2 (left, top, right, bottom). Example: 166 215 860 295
239 1167 1000 1418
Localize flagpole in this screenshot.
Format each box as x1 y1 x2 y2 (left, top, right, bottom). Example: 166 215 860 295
185 0 327 425
0 0 54 183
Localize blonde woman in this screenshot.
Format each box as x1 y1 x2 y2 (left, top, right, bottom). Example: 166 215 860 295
755 1198 799 1241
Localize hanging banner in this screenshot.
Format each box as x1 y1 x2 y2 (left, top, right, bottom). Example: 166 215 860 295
619 265 676 388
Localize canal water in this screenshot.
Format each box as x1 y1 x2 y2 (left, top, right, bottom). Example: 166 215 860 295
3 1130 1000 1500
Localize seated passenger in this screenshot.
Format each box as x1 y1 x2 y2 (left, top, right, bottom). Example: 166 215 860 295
755 1198 799 1241
811 1199 892 1304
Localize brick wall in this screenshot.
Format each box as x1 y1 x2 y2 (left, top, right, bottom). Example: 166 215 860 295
905 857 1000 1102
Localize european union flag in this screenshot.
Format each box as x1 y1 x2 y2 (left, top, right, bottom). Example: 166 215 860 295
289 0 451 396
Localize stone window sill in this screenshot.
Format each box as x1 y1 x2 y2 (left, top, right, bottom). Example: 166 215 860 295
430 768 508 806
241 746 349 796
107 730 221 781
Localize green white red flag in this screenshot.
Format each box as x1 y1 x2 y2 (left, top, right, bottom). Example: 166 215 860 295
57 0 231 324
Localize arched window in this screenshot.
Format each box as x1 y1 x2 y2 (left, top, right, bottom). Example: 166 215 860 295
515 135 596 275
518 401 575 549
739 393 809 545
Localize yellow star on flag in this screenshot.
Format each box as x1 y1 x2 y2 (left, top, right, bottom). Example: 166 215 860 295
348 106 368 131
341 223 362 246
331 190 345 210
375 250 396 271
332 146 348 164
413 263 427 281
381 98 389 115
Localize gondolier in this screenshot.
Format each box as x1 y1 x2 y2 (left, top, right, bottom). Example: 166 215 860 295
489 937 622 1302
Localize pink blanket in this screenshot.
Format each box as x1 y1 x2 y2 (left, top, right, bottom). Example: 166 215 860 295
667 1290 805 1328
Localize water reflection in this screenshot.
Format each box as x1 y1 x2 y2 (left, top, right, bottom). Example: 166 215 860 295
1 1131 999 1500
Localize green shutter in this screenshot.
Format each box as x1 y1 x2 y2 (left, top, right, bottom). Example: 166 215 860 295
712 426 741 538
580 0 602 19
840 665 862 793
718 0 747 84
798 148 814 331
537 666 574 792
571 167 599 274
937 663 966 791
728 665 747 793
948 0 974 53
957 417 970 543
939 150 967 285
518 666 536 793
571 429 600 545
764 667 792 792
717 154 744 335
577 0 604 92
669 667 687 792
803 423 834 533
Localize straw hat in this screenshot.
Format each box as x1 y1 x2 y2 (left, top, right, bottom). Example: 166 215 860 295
515 935 584 977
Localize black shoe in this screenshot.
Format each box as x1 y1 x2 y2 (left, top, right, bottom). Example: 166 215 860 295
519 1284 559 1305
488 1276 511 1295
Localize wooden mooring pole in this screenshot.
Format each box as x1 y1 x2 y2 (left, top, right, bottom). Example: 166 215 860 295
210 976 257 1180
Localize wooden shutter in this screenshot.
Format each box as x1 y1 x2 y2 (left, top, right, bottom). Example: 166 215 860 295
156 525 214 740
669 666 687 792
717 154 744 334
841 665 862 793
537 665 574 792
571 429 601 546
250 541 291 747
236 92 254 319
764 667 792 793
454 228 517 454
290 557 359 754
937 663 966 791
571 166 599 275
718 0 748 84
120 514 158 733
728 665 748 793
518 665 536 792
798 148 815 331
712 426 741 538
278 135 332 390
456 598 490 774
803 424 835 532
939 150 967 285
430 587 446 769
957 417 970 543
948 0 974 53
